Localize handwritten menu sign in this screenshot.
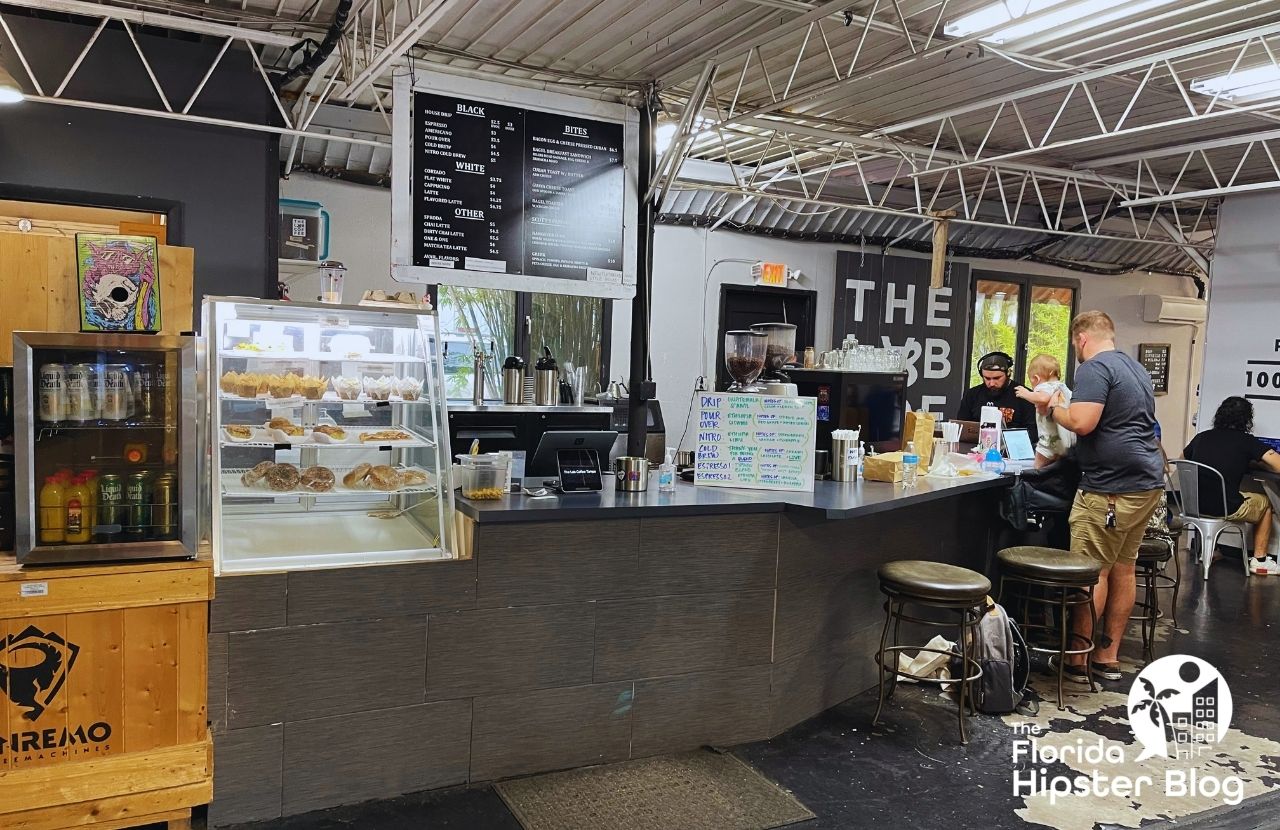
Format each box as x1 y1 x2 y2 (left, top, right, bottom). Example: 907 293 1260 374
695 394 816 492
411 91 625 285
1138 343 1170 396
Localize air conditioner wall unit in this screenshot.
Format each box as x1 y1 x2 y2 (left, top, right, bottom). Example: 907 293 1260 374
1142 294 1207 324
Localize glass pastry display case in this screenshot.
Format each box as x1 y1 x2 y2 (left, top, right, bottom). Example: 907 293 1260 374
13 332 199 564
204 297 455 574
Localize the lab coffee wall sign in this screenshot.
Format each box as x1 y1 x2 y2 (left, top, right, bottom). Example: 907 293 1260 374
392 72 639 299
833 251 973 415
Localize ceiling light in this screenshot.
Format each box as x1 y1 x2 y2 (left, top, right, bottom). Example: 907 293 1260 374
944 0 1179 45
1190 65 1280 103
0 61 24 105
654 117 713 155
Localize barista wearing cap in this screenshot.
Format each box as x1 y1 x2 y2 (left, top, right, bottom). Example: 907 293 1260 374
954 351 1038 442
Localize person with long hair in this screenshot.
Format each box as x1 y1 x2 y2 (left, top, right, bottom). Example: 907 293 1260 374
1184 396 1280 574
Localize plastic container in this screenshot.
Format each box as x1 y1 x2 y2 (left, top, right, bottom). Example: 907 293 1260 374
456 453 510 500
279 198 330 261
982 447 1007 475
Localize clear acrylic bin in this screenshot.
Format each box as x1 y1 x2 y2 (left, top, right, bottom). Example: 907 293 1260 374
456 454 509 500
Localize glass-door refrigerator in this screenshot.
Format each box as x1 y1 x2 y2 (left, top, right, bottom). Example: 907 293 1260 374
13 332 199 564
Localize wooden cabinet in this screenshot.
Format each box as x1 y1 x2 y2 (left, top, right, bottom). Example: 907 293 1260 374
0 555 212 829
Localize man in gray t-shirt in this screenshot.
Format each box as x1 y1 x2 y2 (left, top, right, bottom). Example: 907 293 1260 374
1046 311 1163 685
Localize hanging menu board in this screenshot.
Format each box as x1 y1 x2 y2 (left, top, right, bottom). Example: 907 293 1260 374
393 73 636 299
1138 343 1171 396
695 394 817 492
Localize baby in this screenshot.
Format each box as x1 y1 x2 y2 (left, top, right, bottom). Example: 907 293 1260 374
1014 353 1076 468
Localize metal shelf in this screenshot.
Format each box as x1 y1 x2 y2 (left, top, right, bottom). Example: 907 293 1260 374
221 466 437 499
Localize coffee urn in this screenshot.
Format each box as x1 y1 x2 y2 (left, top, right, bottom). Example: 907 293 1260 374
534 347 559 406
502 355 525 405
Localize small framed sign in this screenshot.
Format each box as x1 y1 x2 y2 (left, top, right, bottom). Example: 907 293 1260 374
1138 343 1171 396
76 234 162 333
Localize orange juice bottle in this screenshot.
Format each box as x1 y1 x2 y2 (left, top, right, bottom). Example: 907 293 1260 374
39 475 67 544
64 474 92 544
82 469 99 530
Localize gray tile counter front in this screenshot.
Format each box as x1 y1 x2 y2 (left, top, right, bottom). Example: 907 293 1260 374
207 477 1007 826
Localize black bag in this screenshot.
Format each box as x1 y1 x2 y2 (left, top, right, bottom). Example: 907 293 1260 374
958 602 1033 715
999 452 1081 531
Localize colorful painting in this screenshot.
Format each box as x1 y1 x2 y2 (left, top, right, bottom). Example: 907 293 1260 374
76 234 162 333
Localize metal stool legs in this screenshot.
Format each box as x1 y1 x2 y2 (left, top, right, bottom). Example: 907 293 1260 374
873 592 985 744
998 575 1098 710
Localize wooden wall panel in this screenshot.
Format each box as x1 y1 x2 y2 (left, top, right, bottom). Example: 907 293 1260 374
122 604 180 754
176 602 208 744
64 609 125 762
0 232 195 366
2 614 69 770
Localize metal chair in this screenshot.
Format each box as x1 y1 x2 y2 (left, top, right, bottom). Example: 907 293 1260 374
1262 478 1280 534
1170 459 1253 580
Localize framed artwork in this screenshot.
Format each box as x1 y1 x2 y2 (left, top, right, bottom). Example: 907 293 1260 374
76 234 162 333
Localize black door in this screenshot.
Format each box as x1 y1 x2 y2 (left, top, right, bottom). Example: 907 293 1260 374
715 285 818 392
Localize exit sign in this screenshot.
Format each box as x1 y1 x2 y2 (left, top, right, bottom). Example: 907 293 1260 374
753 261 787 286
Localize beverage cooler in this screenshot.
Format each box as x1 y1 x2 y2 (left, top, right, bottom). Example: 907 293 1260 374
204 297 455 574
13 332 199 564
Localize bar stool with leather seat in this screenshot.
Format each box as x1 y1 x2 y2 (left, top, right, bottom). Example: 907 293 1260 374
996 546 1102 710
873 560 990 744
1132 538 1177 660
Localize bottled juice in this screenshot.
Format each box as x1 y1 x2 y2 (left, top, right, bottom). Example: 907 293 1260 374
39 475 67 543
82 469 99 531
64 474 92 544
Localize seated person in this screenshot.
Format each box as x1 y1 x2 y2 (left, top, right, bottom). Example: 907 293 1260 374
955 351 1038 444
1183 396 1280 574
1015 353 1076 469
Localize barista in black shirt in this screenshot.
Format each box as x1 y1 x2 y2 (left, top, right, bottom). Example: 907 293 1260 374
1183 396 1280 572
955 351 1038 443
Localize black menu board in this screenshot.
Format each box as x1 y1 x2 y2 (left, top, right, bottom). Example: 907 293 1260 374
411 91 625 285
1138 343 1170 395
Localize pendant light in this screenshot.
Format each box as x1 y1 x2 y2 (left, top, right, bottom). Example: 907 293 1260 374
0 53 25 104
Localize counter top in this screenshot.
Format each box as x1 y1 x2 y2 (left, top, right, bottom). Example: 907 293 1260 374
447 403 608 414
455 473 1011 523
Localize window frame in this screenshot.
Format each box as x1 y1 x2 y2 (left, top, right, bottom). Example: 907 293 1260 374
430 286 612 398
965 271 1081 386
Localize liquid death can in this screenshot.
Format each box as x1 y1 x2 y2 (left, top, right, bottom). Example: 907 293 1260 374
152 472 178 540
38 363 66 423
124 471 149 541
95 473 124 543
135 365 155 422
65 363 98 423
101 364 130 422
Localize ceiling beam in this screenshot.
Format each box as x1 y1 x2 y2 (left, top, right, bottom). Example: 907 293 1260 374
0 0 300 46
1083 128 1280 168
1121 179 1280 207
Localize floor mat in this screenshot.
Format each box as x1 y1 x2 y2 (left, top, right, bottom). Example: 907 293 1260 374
493 749 815 830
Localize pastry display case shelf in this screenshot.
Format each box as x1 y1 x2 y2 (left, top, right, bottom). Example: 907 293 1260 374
218 513 450 574
218 430 437 449
219 392 434 406
218 350 422 363
221 466 437 499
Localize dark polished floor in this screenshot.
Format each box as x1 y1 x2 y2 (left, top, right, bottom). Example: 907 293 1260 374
221 548 1280 830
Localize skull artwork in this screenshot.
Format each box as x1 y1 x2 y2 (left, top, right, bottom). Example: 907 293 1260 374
90 273 141 322
79 239 160 331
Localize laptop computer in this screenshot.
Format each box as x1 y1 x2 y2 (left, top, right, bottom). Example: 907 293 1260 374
951 419 981 445
1002 429 1037 472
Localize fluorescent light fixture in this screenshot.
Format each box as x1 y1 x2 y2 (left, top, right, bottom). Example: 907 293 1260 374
944 0 1178 45
1190 65 1280 102
654 117 712 155
0 61 24 104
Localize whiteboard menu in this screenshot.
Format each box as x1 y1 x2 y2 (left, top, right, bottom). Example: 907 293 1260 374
695 394 817 492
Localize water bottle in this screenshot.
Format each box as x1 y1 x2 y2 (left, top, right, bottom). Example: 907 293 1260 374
982 446 1007 475
902 441 919 488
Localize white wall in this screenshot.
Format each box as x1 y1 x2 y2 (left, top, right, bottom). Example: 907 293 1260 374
1201 191 1280 440
617 226 1203 453
279 173 397 302
274 174 1203 452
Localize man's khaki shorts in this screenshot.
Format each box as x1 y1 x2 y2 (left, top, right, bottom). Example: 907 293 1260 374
1227 491 1271 524
1070 489 1163 568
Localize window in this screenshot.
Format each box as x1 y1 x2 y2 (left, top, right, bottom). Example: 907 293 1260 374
437 286 610 401
967 274 1078 388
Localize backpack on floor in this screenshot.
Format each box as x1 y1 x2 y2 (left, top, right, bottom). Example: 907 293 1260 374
972 602 1031 715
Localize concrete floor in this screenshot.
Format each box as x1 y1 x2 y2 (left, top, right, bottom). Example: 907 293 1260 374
221 548 1280 830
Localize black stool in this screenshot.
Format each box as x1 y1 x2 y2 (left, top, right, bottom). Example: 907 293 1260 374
873 560 990 744
1132 537 1178 660
996 546 1101 710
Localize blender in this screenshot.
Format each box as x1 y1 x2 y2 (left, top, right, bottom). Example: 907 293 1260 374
724 330 767 392
750 322 798 395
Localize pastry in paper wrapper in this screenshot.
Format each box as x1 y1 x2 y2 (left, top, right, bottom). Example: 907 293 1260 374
331 376 362 400
397 377 423 401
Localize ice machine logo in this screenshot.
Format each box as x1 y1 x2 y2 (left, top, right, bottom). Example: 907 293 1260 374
1128 655 1231 761
0 625 80 721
